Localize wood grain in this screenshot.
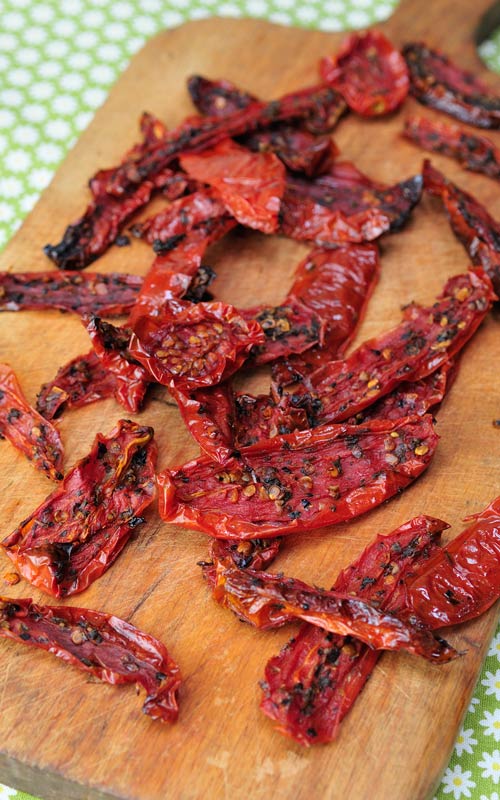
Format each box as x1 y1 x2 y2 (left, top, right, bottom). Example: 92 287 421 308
0 1 499 798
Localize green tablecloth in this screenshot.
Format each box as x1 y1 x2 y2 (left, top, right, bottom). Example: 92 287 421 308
0 1 499 799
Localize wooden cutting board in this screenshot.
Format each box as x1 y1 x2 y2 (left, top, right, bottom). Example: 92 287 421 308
0 1 499 798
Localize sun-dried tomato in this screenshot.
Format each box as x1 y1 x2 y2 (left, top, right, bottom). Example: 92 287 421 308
403 42 500 129
349 359 457 424
129 300 264 392
180 139 286 234
101 84 345 198
275 244 380 378
0 364 64 481
201 536 283 587
158 414 438 539
233 391 310 448
86 317 150 413
210 561 456 662
187 75 256 117
260 514 447 745
2 419 156 597
129 219 235 326
241 299 324 367
280 270 493 428
170 383 237 465
321 30 409 117
36 351 119 420
187 75 339 175
0 597 181 723
406 497 500 627
129 190 227 249
423 159 500 295
279 162 422 245
404 117 500 180
0 271 143 317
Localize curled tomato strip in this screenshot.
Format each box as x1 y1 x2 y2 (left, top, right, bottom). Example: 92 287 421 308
2 419 157 597
36 351 118 421
404 117 500 181
281 270 493 428
0 598 181 723
0 271 143 317
86 317 150 413
279 162 422 245
241 298 324 368
129 190 227 249
158 414 438 540
211 561 457 663
260 514 447 745
423 159 500 296
187 75 339 175
180 139 286 234
0 364 64 481
407 497 500 628
320 30 409 117
403 42 500 129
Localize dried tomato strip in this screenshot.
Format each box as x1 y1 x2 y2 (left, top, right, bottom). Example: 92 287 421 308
170 383 237 465
2 419 156 597
187 75 339 175
241 299 324 367
403 42 500 129
284 270 493 428
275 244 380 380
423 159 500 295
36 351 118 420
86 317 150 413
404 117 500 180
211 561 457 663
180 139 286 234
320 30 409 117
0 364 64 481
0 271 143 317
129 300 264 393
101 84 345 198
0 598 181 723
129 190 227 249
158 414 438 540
406 497 500 628
201 536 283 588
279 162 422 245
260 515 447 745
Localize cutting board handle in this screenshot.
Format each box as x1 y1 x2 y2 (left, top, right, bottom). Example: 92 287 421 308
380 0 499 76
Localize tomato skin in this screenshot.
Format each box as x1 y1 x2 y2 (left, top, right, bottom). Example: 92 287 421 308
158 414 439 540
2 419 157 597
404 116 500 181
260 515 447 745
0 597 181 723
321 30 409 117
36 350 118 421
0 364 64 482
407 498 500 628
404 42 500 129
423 160 500 297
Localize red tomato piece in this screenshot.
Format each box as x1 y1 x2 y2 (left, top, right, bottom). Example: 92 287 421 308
36 351 118 420
0 364 64 481
129 300 265 392
404 117 500 180
320 30 409 116
0 597 181 723
2 419 156 597
180 139 286 234
260 514 447 745
406 497 500 628
0 271 143 317
403 42 500 129
211 561 456 662
158 414 438 539
423 159 500 296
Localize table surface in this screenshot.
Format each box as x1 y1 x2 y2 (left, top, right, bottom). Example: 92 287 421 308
0 2 500 800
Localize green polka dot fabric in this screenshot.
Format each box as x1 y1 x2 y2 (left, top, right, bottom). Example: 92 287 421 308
0 1 499 799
